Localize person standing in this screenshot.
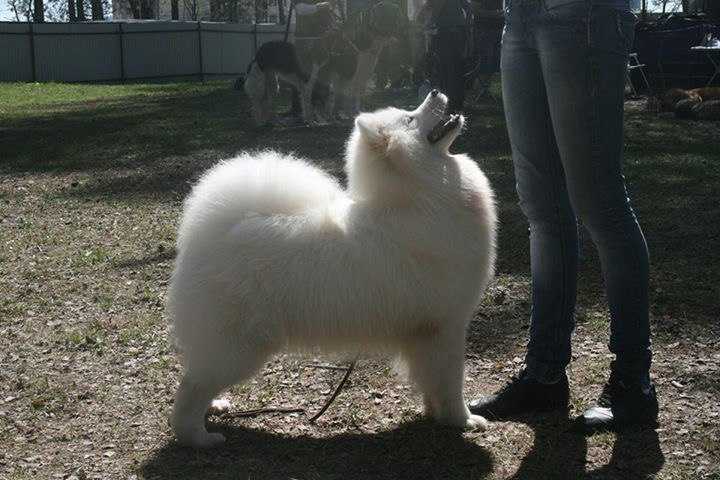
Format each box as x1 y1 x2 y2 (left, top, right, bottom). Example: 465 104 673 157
468 0 659 432
417 0 469 112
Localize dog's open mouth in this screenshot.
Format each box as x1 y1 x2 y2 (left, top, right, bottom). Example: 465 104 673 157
427 114 461 144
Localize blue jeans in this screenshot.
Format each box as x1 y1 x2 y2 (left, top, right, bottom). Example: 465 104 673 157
501 0 651 382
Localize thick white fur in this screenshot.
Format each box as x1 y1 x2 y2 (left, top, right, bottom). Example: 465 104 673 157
168 92 497 448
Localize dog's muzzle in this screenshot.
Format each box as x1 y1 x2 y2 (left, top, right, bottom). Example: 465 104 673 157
427 114 462 144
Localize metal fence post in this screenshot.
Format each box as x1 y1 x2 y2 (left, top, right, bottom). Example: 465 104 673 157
197 21 204 82
28 22 37 82
253 22 258 57
119 22 126 83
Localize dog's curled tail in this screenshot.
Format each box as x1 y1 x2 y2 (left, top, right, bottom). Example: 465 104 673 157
176 151 344 249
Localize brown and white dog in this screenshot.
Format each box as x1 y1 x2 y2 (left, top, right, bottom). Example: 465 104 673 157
243 40 313 126
660 87 720 120
244 35 394 126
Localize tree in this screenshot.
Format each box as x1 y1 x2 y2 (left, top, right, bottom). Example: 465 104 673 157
8 0 32 20
126 0 154 18
4 0 110 20
33 0 44 21
76 0 86 19
91 0 103 19
67 0 76 20
182 0 198 19
651 0 683 13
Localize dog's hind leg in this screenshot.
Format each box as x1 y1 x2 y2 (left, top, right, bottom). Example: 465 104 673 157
324 74 339 122
170 344 271 448
402 328 488 431
262 73 278 125
301 64 321 124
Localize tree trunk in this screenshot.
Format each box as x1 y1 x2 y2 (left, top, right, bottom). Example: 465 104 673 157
171 0 179 19
141 0 154 18
278 0 284 24
91 0 103 19
76 0 86 20
33 0 44 22
68 0 76 21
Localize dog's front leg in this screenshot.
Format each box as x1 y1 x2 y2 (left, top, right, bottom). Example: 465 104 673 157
334 88 353 120
403 328 488 430
324 73 339 122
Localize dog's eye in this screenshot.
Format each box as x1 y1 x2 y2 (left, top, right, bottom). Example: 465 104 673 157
406 116 414 125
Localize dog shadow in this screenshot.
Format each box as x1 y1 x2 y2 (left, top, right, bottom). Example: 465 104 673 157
140 420 494 480
506 413 664 479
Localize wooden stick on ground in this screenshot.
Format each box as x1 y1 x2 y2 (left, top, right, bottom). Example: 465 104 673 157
214 358 358 422
309 358 357 423
304 362 353 371
223 407 306 418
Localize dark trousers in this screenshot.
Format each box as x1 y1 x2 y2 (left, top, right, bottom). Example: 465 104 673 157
502 0 651 383
431 27 467 113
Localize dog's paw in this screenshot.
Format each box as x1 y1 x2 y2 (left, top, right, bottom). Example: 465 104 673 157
208 398 232 415
465 414 489 431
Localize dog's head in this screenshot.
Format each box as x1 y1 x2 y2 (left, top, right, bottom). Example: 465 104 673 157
345 90 465 204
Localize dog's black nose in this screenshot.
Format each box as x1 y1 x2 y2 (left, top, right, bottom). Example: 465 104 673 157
430 89 439 97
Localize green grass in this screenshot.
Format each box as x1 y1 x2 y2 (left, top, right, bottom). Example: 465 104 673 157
0 80 718 480
0 81 216 113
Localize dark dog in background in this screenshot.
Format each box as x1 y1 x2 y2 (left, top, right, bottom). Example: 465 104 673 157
243 41 312 126
243 35 394 125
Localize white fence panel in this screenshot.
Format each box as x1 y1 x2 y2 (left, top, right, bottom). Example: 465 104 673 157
0 23 33 81
33 23 121 82
0 21 294 83
201 23 253 76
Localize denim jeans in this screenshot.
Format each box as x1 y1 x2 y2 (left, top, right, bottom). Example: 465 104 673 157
500 0 651 383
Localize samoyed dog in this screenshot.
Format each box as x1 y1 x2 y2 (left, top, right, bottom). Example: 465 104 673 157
168 90 497 448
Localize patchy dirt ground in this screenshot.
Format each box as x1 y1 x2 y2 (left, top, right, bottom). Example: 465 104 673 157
0 82 719 479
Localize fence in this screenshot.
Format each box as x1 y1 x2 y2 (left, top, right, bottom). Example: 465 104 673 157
0 21 293 83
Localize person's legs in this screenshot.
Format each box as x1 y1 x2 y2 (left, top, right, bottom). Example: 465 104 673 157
436 27 467 112
535 2 651 382
532 0 656 431
503 0 579 383
470 0 656 428
469 0 576 419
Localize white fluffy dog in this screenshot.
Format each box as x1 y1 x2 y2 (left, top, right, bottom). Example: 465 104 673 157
168 91 497 448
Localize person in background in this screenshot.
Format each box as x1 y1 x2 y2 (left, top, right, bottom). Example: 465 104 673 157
416 0 469 113
468 0 659 433
468 0 503 96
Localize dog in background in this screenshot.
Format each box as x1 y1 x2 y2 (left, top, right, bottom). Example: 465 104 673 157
243 40 312 126
320 33 396 120
244 33 395 126
660 87 720 120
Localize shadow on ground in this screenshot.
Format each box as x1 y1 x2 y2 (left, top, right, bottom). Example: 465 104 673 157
139 413 664 480
506 412 664 480
141 420 493 480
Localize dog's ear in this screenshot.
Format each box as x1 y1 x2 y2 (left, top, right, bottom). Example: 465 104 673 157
355 114 389 150
355 113 377 137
